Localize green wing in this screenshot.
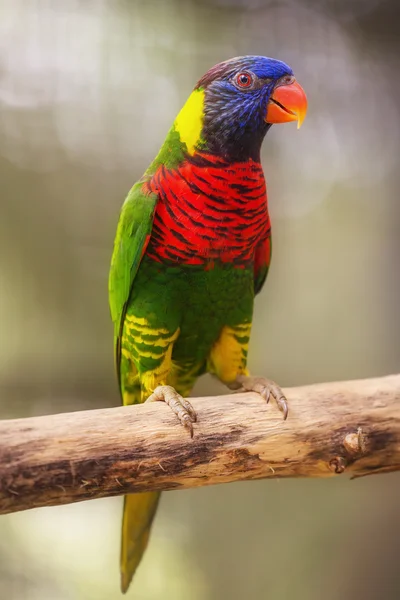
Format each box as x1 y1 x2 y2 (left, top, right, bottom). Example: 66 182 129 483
108 180 159 375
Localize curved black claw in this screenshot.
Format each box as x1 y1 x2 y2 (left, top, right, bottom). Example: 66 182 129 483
234 375 288 420
147 385 197 437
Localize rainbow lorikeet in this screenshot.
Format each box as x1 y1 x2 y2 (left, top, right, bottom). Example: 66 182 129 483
109 55 307 593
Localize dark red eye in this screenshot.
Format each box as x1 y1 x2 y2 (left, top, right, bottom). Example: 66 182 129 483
235 72 253 88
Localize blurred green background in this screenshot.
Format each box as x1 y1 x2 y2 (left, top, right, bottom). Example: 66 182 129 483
0 0 399 598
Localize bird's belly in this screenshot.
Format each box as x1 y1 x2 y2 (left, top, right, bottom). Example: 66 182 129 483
170 261 255 367
127 256 255 395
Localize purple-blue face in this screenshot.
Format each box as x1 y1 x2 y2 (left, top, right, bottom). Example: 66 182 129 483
195 56 307 161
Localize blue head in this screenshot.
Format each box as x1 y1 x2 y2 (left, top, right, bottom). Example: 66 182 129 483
194 55 307 162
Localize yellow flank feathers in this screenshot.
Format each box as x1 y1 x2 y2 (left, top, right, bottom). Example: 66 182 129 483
140 328 180 400
122 312 181 401
208 323 252 383
174 88 205 155
124 314 171 336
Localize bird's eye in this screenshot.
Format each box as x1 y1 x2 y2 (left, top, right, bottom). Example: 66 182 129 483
234 72 253 89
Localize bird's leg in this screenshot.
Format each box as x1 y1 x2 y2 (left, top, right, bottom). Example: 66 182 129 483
146 385 197 437
208 323 288 420
227 375 288 420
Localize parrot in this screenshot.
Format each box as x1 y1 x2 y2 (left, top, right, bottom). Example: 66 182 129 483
109 55 307 593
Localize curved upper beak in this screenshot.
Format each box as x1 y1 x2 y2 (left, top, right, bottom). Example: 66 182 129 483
265 79 307 129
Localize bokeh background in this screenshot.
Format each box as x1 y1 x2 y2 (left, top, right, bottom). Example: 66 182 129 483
1 0 399 598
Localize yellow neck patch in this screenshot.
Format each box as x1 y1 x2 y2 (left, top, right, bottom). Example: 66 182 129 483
174 88 205 155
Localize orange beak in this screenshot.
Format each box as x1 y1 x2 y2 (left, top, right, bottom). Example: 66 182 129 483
265 79 307 129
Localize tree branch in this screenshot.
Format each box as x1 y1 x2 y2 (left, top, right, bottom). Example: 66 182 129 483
0 375 399 515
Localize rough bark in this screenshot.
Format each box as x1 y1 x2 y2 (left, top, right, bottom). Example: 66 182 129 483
0 375 399 515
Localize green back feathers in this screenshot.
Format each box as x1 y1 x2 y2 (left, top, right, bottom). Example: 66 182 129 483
147 126 186 173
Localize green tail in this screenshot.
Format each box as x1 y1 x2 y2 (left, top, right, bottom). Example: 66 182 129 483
120 491 161 594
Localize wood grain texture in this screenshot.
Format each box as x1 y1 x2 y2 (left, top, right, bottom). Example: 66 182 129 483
0 375 399 515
